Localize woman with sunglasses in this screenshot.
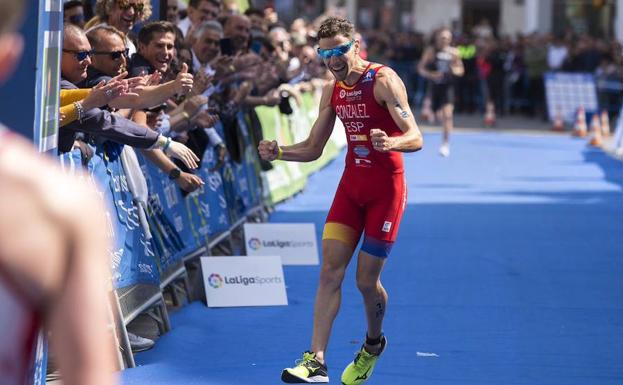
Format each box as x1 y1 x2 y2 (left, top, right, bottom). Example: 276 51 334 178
259 17 423 385
86 0 152 57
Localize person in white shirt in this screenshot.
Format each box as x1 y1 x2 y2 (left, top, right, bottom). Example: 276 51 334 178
547 35 568 71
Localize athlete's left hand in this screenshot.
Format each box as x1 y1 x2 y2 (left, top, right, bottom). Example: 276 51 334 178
370 129 393 152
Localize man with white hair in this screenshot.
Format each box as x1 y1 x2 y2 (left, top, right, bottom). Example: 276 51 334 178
191 20 224 75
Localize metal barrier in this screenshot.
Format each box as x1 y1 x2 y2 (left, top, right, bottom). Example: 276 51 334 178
46 93 346 372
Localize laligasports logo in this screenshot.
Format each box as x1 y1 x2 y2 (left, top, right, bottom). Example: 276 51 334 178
209 273 283 287
208 273 224 288
250 239 314 249
339 89 346 98
248 237 262 250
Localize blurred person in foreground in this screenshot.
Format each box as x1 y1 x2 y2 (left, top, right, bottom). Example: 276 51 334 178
259 17 422 385
418 27 463 157
0 1 117 385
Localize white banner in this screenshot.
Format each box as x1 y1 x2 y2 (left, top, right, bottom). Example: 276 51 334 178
201 256 288 307
544 72 599 123
244 223 319 265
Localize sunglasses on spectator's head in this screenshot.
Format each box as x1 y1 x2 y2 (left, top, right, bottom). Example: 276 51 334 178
117 0 144 12
92 49 129 60
63 49 92 61
317 40 354 59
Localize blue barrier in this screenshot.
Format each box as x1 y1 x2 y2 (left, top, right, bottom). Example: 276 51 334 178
139 153 196 272
97 143 160 288
57 111 265 290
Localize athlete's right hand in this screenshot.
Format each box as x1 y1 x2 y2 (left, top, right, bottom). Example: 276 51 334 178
258 140 280 161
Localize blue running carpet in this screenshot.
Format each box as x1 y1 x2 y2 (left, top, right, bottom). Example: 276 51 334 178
121 132 623 385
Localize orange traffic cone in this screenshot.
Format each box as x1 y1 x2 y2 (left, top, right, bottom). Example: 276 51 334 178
600 110 610 137
552 106 564 131
589 114 602 147
420 98 434 123
573 107 587 137
484 102 496 127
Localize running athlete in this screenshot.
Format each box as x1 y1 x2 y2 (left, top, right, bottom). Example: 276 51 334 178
0 1 117 385
258 17 423 384
417 27 464 157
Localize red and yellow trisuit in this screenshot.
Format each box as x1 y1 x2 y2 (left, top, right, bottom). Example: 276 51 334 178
323 63 407 258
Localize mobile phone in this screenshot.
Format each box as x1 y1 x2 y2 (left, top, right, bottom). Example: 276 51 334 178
219 38 235 56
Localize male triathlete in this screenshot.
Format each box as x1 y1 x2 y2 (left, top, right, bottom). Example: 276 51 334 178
258 17 423 385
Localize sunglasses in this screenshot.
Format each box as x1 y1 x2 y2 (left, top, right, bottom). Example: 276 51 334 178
68 14 85 25
317 40 354 59
117 1 144 12
92 49 129 60
63 49 92 61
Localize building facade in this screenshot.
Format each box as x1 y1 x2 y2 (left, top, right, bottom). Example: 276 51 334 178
312 0 622 40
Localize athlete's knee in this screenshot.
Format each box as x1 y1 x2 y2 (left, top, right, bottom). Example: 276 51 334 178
356 276 381 295
319 263 347 289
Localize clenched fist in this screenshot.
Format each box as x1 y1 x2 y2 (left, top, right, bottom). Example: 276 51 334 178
258 140 280 161
370 128 394 152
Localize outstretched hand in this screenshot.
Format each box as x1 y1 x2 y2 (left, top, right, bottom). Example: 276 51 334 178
165 140 200 169
83 77 127 110
176 171 204 192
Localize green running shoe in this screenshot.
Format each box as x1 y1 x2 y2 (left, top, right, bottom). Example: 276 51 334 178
281 351 329 383
340 335 387 385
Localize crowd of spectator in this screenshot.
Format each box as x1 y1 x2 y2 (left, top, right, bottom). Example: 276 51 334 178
363 22 623 124
60 0 334 193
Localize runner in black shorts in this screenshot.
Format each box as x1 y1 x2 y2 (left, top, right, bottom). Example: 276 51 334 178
418 27 464 157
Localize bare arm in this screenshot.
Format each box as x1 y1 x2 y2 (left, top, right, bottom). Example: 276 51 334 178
139 149 204 192
109 81 176 110
449 47 465 77
372 68 423 152
109 64 194 110
417 47 435 79
258 82 336 162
